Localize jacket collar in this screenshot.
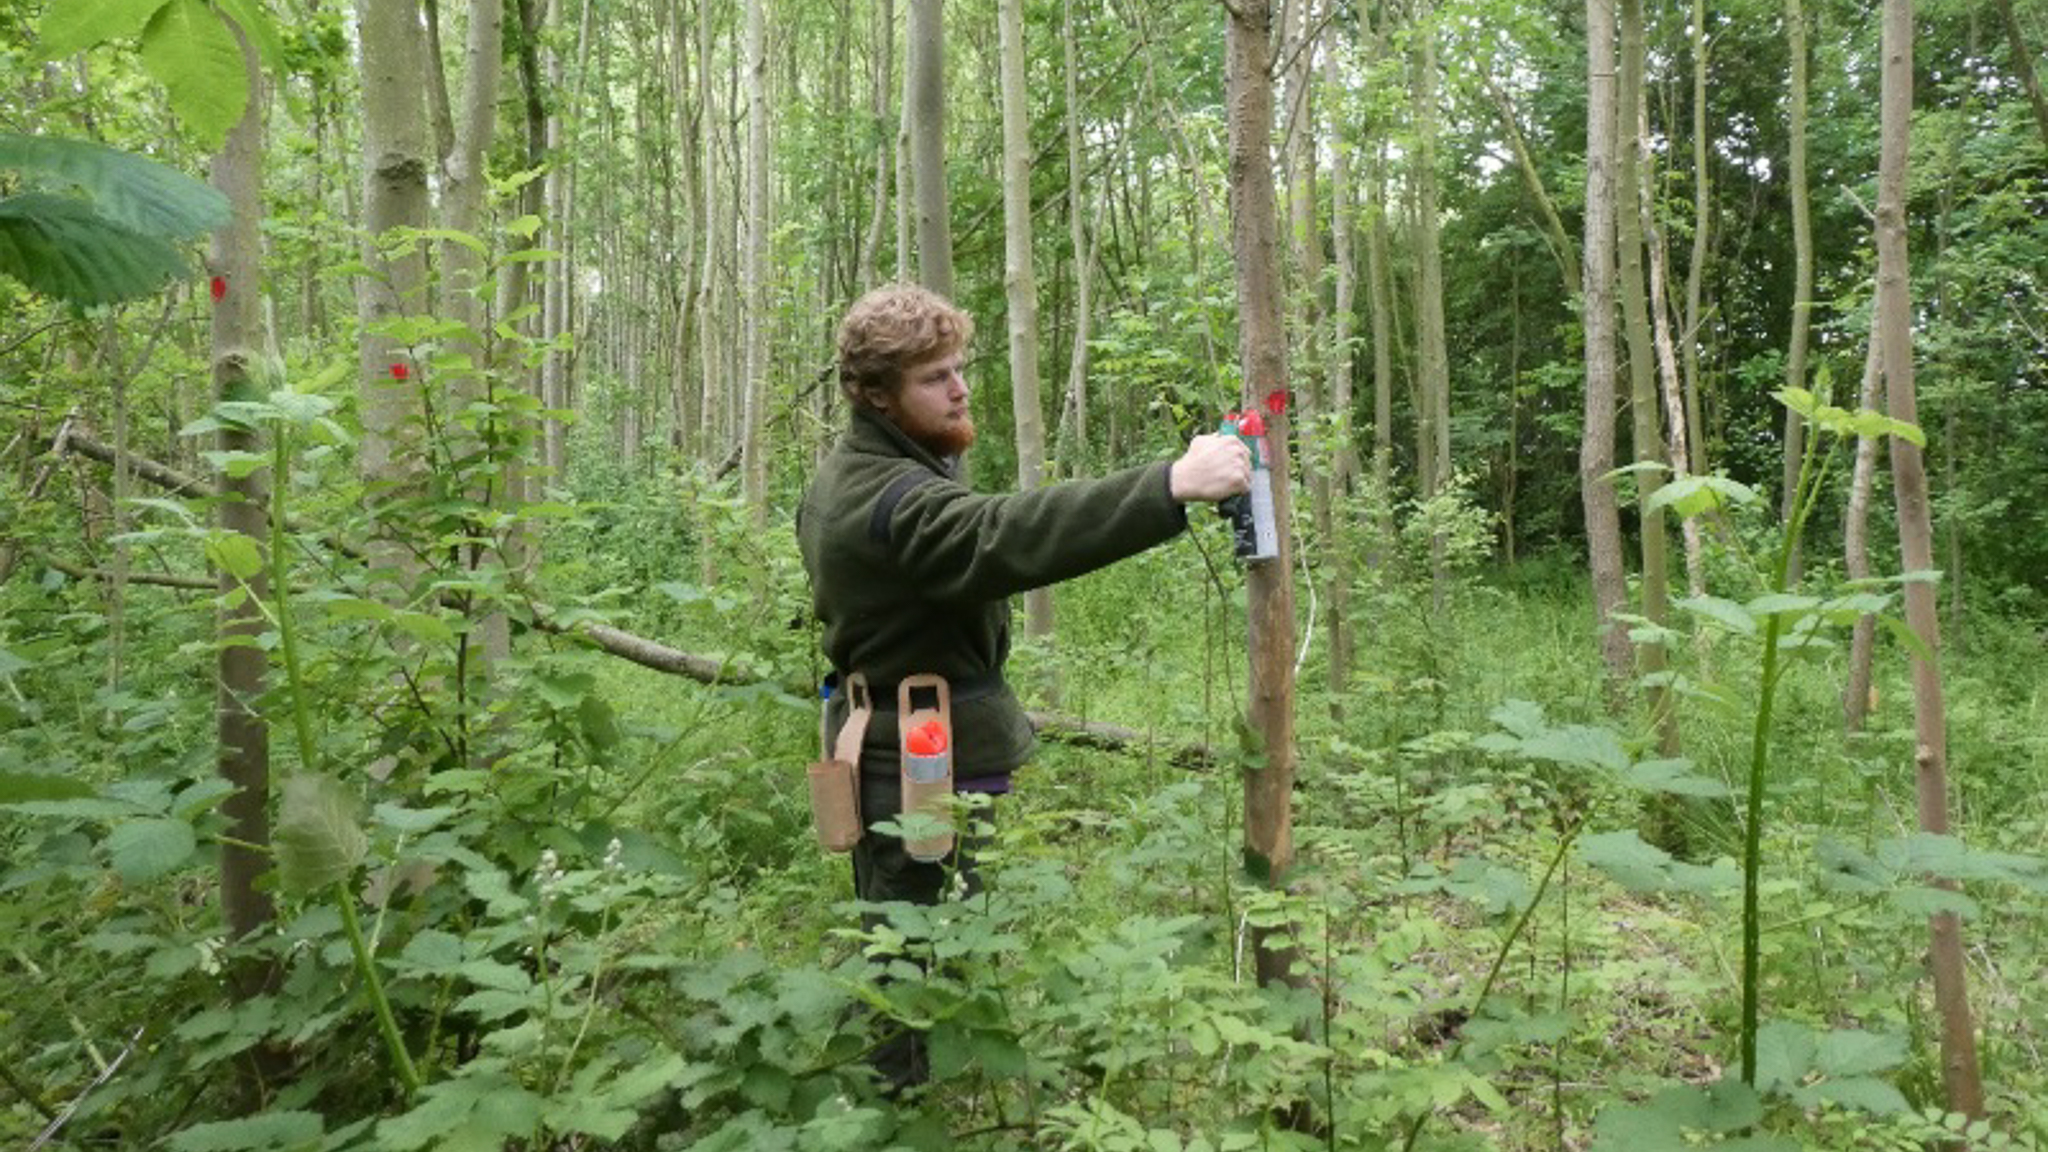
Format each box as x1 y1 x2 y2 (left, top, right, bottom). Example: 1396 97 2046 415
848 403 960 479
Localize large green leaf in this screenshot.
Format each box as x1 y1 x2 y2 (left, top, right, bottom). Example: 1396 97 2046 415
140 0 248 149
106 816 199 883
0 133 227 238
0 193 192 306
0 771 96 803
274 773 368 894
34 0 168 58
165 1110 324 1151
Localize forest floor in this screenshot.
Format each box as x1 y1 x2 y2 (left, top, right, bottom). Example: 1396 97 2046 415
587 544 2048 1149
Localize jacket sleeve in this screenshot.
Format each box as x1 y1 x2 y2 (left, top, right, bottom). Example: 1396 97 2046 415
883 460 1188 602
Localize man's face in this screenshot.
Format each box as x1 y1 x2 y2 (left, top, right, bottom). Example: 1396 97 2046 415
871 350 975 457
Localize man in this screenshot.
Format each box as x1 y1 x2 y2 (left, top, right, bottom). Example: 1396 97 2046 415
795 283 1249 1081
798 281 1250 905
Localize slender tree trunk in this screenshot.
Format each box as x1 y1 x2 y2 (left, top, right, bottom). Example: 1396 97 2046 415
996 0 1053 643
1582 0 1633 690
741 0 770 522
1324 29 1357 694
1410 2 1452 604
1842 327 1882 731
1224 0 1302 995
1484 75 1580 291
1364 4 1395 556
1780 0 1815 582
1056 0 1093 473
1682 0 1711 476
1619 0 1678 753
907 0 953 296
1877 0 1985 1116
357 0 431 495
1995 0 2048 154
209 12 281 1101
856 0 894 289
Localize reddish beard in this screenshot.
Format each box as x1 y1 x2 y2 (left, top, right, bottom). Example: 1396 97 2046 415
900 409 976 457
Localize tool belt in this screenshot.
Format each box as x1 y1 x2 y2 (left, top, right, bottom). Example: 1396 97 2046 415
806 671 958 861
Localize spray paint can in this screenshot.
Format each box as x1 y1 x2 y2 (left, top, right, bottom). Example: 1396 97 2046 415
1218 412 1280 563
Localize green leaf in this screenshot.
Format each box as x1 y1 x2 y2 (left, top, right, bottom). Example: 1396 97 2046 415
1806 1076 1911 1115
1773 387 1818 417
1755 1020 1816 1092
0 133 227 237
35 0 168 58
378 1071 543 1151
208 532 265 580
166 1110 324 1151
211 0 288 73
1676 595 1757 636
140 0 248 149
0 771 95 802
1519 723 1628 771
0 645 28 675
1815 1028 1908 1078
106 816 198 883
1745 593 1821 619
1622 758 1731 798
274 773 367 894
1579 830 1736 894
0 193 192 306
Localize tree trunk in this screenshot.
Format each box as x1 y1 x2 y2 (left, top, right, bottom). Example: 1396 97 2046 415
741 0 771 522
208 11 281 1099
1581 0 1633 690
1224 0 1302 993
1876 0 1985 1117
1055 0 1093 473
856 0 894 290
1682 0 1711 476
1842 327 1882 731
1409 1 1452 604
1323 27 1357 694
1994 0 2048 155
907 0 953 296
1364 5 1394 555
1780 0 1814 583
1619 0 1677 753
996 0 1054 644
356 0 432 494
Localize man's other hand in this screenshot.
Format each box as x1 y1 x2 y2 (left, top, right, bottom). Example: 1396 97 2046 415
1169 434 1253 503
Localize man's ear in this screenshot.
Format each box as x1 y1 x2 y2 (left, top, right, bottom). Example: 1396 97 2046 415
861 386 893 412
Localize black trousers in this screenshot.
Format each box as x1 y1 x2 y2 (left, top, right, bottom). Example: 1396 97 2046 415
848 772 996 1090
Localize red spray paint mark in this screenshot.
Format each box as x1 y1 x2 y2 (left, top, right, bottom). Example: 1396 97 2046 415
389 363 410 380
209 275 227 303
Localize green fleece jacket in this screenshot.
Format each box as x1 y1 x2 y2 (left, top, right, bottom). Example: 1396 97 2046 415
797 405 1188 780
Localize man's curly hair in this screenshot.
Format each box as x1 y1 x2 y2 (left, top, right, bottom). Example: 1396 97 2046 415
835 284 974 407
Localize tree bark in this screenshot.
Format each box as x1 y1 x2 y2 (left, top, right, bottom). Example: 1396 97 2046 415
1682 0 1711 476
1876 0 1985 1117
1581 0 1633 690
1619 0 1677 752
856 0 894 290
1409 1 1452 604
741 0 771 522
996 0 1054 644
907 0 954 296
356 0 432 494
1224 0 1301 993
1780 0 1815 583
208 11 282 1100
1055 0 1094 473
1994 0 2048 155
1842 327 1882 731
1323 26 1357 694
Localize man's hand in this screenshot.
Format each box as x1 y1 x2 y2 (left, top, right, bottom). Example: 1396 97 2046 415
1169 434 1253 503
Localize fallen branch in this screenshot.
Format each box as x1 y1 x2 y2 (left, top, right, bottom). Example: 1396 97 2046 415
43 435 1216 766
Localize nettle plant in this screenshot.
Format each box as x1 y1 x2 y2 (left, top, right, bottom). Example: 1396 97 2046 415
1580 386 2048 1147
